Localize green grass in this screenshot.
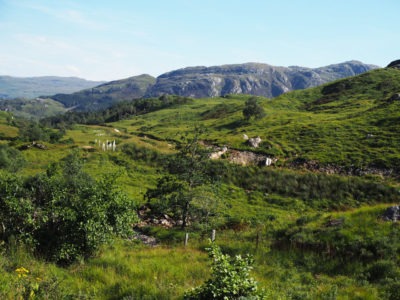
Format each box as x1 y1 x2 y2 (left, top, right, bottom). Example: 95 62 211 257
108 68 400 172
1 68 400 299
0 111 19 139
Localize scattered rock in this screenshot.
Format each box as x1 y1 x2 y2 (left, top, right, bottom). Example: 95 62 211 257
325 218 344 227
382 205 400 221
390 93 400 101
32 142 47 150
260 157 274 166
210 146 228 159
19 141 47 150
133 232 158 247
243 134 249 140
137 205 176 228
248 136 262 148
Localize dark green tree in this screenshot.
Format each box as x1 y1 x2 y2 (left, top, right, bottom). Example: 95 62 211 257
242 97 266 121
146 126 218 229
0 150 137 264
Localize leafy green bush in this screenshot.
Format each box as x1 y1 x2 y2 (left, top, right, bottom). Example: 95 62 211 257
242 97 266 121
184 244 264 299
0 151 137 264
0 144 26 172
367 260 400 283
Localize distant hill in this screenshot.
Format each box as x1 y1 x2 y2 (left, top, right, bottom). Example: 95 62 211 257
1 61 378 114
0 76 105 99
47 61 377 112
145 61 378 98
96 64 400 173
50 74 156 111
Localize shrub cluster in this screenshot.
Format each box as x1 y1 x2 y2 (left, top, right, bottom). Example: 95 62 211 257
184 244 264 299
225 165 399 209
0 151 137 264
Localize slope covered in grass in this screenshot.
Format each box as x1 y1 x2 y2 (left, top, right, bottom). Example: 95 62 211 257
0 67 399 299
109 67 400 174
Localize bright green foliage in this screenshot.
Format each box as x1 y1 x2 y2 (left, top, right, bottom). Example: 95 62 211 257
146 126 218 228
1 67 400 298
0 151 137 264
0 144 26 171
17 120 64 143
276 205 400 264
242 97 266 121
185 243 264 299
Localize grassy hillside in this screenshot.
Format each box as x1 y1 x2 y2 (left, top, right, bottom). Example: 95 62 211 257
0 68 399 299
50 74 156 111
0 97 67 120
108 68 400 174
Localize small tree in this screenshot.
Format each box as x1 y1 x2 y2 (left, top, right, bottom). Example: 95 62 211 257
242 97 266 121
145 126 218 228
0 150 137 264
184 244 264 299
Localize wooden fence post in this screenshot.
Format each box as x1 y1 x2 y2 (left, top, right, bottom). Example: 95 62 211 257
211 229 216 242
184 232 189 246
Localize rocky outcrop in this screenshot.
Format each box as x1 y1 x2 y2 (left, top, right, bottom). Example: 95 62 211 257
42 61 377 112
228 150 276 166
248 136 262 148
390 93 400 101
145 61 378 98
386 60 400 69
19 141 47 150
382 206 400 221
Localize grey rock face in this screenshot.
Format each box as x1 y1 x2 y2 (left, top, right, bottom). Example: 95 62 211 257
146 61 378 98
382 206 400 221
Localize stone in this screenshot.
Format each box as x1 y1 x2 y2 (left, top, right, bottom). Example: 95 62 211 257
32 141 47 150
382 205 400 221
133 232 158 247
248 136 262 148
210 146 228 159
390 93 400 101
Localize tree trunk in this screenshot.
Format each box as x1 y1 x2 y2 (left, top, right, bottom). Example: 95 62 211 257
181 200 190 229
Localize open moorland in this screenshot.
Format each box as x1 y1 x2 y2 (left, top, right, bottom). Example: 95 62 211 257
0 67 399 299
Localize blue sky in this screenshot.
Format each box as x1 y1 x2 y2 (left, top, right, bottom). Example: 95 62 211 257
0 0 398 80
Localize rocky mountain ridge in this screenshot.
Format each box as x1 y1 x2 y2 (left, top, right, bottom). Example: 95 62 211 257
145 61 378 98
1 61 379 112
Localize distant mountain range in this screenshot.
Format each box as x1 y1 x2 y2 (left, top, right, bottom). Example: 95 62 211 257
50 74 155 111
145 60 378 98
1 61 379 112
0 76 104 99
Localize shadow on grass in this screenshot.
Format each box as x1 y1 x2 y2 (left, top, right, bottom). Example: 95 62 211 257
216 119 247 131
